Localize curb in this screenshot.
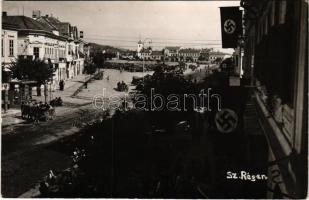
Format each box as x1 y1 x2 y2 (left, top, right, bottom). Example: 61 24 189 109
71 71 104 97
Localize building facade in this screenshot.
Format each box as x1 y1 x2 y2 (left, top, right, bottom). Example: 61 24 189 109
164 46 180 61
1 12 18 111
1 15 18 69
179 48 201 62
36 12 85 82
241 0 308 198
150 50 164 61
6 15 70 90
209 51 229 63
137 40 143 58
1 10 86 108
140 47 152 60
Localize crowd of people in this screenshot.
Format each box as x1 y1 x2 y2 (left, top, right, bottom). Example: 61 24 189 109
50 97 63 107
116 81 128 92
21 101 55 122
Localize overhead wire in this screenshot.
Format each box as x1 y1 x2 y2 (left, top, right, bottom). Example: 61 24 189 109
87 33 221 42
83 36 222 48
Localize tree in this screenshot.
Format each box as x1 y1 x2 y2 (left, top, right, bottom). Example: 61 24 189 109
9 57 54 96
198 55 207 61
214 57 223 64
135 64 198 130
92 51 105 69
84 62 97 75
186 56 193 62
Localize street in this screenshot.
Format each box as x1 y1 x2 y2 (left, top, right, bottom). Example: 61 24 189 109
3 0 306 198
2 66 213 197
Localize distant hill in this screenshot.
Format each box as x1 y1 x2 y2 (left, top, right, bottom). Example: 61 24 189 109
87 42 132 54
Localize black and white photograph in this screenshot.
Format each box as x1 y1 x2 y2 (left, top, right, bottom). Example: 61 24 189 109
1 0 308 198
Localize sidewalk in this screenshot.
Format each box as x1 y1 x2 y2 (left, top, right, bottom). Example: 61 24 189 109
1 108 25 128
32 74 90 103
1 74 90 128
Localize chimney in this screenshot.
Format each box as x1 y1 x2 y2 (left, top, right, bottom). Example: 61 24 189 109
32 10 41 19
2 12 7 17
45 14 49 17
80 31 84 38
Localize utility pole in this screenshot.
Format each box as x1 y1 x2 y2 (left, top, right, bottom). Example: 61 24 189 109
44 83 48 103
142 38 152 82
49 82 52 103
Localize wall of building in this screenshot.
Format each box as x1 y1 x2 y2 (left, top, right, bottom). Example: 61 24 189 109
242 0 308 198
1 29 18 67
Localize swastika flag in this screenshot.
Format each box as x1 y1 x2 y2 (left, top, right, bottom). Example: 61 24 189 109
220 7 242 48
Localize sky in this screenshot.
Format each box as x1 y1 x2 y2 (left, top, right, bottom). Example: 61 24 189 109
3 1 240 53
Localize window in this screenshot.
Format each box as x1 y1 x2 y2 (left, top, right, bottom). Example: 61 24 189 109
1 39 3 57
9 40 14 56
33 47 39 59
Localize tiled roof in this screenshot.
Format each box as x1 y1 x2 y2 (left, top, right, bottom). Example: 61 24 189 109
44 16 61 24
36 16 60 30
141 48 151 53
3 15 53 32
209 51 228 56
2 16 18 30
165 46 180 51
200 49 211 53
151 51 163 56
179 48 201 53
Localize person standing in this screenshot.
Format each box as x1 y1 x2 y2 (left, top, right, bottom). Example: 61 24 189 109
59 80 63 91
59 80 65 91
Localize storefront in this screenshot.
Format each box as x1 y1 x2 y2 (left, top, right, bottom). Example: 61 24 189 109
2 80 37 111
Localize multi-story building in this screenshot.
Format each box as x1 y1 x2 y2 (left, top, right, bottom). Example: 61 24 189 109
36 12 85 81
150 50 164 61
1 12 18 111
209 51 229 63
2 10 86 95
164 46 180 61
1 12 18 70
5 14 69 91
179 48 201 62
140 47 152 60
241 0 308 198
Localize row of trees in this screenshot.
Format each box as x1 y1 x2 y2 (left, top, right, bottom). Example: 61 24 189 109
84 51 115 74
135 64 199 130
8 58 54 96
7 51 109 96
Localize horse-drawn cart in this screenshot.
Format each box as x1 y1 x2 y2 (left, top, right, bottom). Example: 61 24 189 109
21 102 56 122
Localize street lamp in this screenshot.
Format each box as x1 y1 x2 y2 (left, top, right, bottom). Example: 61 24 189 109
142 38 152 82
